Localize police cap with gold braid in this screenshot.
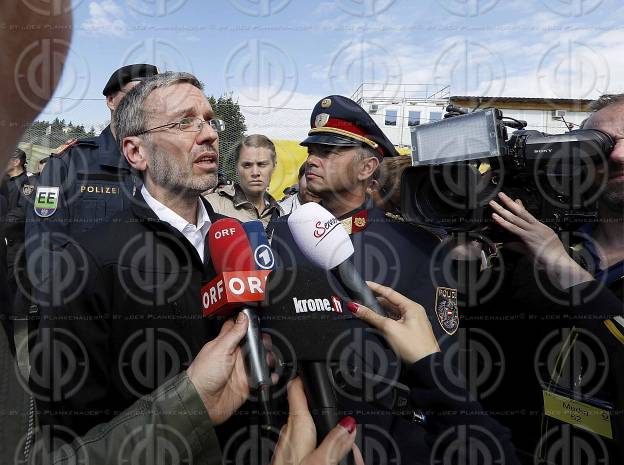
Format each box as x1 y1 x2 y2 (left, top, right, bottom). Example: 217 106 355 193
300 95 399 158
102 64 159 97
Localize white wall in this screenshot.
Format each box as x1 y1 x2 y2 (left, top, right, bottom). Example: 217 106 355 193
366 101 448 147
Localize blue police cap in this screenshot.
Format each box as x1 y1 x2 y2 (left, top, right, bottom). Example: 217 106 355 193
102 64 159 96
301 95 399 158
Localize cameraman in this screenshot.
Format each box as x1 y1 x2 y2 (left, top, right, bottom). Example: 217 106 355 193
527 94 623 463
580 94 624 288
419 97 623 463
488 188 623 463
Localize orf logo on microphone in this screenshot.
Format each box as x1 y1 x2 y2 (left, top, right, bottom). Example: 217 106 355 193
201 270 271 316
214 226 238 240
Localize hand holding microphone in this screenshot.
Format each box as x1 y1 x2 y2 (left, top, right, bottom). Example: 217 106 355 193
347 281 440 365
186 313 252 425
204 218 277 426
271 378 365 465
286 202 384 464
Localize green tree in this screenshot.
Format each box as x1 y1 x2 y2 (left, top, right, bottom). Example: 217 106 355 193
22 119 97 147
208 94 247 182
49 118 66 145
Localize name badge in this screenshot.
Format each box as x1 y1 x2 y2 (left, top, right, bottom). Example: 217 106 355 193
543 390 613 439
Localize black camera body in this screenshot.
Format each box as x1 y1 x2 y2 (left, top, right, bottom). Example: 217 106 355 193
401 109 613 235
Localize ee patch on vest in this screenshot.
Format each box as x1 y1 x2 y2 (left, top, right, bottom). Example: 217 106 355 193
34 186 60 218
435 287 459 335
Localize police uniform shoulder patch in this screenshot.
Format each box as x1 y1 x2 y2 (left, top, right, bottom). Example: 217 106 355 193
22 184 34 197
435 287 459 335
33 186 60 218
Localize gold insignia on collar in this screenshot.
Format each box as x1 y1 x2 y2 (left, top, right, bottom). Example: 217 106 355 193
315 113 330 128
321 98 332 108
340 218 352 235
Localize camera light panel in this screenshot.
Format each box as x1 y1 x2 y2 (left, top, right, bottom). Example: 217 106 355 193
410 109 503 165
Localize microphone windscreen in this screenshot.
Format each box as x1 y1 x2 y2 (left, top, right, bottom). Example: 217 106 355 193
287 203 353 270
264 264 376 362
242 220 276 270
209 218 255 273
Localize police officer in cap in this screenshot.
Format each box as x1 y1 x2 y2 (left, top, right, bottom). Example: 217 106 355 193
25 64 158 306
268 96 485 463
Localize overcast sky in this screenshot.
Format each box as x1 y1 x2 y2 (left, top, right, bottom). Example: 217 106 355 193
36 0 624 140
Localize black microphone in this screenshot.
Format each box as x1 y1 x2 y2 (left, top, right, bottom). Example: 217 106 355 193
263 265 421 465
285 204 393 465
299 361 339 439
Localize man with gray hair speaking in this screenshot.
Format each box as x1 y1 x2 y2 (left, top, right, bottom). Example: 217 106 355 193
32 71 240 438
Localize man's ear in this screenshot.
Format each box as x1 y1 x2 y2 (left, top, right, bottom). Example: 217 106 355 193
358 156 380 182
123 136 148 175
106 94 116 112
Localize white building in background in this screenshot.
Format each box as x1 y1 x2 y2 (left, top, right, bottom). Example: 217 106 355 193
351 83 594 149
351 83 451 148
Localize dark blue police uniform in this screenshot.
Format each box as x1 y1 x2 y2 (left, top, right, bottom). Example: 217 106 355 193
26 125 135 243
266 94 515 463
25 126 136 307
3 171 32 291
26 63 158 295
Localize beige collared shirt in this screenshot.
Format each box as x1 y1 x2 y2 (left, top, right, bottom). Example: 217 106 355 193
203 183 283 229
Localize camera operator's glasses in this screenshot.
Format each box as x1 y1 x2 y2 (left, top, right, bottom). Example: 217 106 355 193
136 117 226 135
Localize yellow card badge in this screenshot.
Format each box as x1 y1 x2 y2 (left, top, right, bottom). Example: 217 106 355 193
543 390 613 439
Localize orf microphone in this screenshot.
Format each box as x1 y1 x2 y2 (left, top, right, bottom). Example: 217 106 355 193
205 218 273 426
287 202 387 317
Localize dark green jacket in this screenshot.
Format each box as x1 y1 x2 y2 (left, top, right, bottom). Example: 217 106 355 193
28 372 222 465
